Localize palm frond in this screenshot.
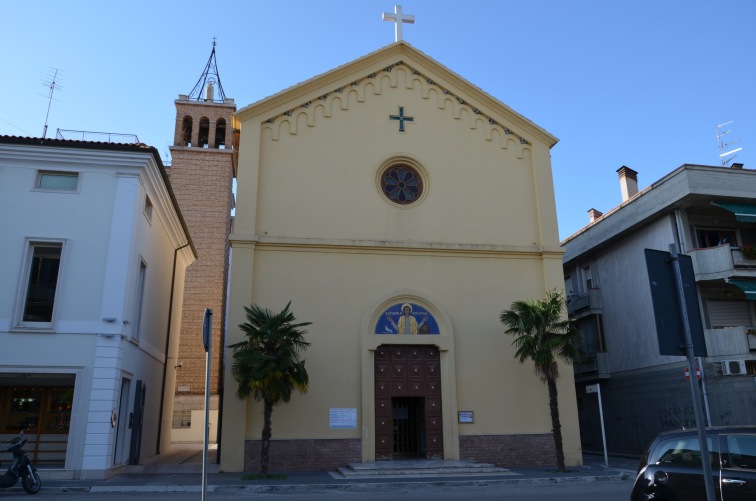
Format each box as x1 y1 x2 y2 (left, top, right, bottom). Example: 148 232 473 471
230 301 312 405
500 289 583 382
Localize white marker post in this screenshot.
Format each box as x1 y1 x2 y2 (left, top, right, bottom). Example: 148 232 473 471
382 5 415 42
585 383 608 469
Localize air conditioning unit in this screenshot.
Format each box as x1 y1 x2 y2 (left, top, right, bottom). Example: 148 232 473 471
721 360 747 376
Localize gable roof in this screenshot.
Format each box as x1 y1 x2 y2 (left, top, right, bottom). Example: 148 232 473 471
235 42 558 148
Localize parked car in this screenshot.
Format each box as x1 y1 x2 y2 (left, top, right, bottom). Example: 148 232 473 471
630 426 756 500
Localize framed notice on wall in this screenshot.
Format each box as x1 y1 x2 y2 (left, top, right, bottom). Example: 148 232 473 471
458 411 474 423
329 408 358 429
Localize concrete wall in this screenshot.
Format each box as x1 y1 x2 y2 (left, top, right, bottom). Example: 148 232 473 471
592 215 688 373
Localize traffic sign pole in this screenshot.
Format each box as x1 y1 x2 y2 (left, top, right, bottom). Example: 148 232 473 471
201 309 212 501
669 244 715 501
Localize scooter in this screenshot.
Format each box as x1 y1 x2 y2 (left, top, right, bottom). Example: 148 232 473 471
0 431 41 494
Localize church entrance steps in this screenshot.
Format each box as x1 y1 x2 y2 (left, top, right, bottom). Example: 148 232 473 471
333 459 516 479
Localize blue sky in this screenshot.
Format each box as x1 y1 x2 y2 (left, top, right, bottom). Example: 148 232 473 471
2 1 753 240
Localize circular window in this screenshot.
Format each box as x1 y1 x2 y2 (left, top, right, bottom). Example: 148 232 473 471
380 164 424 205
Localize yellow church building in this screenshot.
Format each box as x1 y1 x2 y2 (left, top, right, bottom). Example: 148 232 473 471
220 41 580 472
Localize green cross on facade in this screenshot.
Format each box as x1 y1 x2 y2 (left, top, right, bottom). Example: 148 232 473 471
389 106 414 132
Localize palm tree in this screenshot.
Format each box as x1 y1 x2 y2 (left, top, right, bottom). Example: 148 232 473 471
500 289 581 472
229 301 311 477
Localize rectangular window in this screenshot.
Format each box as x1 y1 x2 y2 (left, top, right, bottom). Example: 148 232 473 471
144 195 153 222
21 243 63 324
726 435 756 470
131 260 147 341
581 265 593 292
706 300 753 328
37 171 79 191
696 228 737 248
564 274 574 297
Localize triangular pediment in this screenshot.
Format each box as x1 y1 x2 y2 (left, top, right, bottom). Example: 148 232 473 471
236 42 557 152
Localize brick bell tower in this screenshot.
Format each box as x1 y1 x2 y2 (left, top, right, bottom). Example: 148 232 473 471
167 41 237 444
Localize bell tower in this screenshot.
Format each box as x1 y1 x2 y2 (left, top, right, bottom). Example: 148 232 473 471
167 41 237 444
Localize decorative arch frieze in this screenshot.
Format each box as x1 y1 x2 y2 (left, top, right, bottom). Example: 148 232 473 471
261 62 531 157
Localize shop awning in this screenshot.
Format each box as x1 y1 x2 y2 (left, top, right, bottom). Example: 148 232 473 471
713 202 756 223
726 279 756 300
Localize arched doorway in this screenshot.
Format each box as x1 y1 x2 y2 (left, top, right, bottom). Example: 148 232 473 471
360 291 459 462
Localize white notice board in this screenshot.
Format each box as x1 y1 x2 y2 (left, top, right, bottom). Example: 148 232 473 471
329 408 357 429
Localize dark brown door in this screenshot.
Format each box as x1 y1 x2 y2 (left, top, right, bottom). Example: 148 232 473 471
375 345 443 460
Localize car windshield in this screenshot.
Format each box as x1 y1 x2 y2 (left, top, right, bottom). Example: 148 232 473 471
650 436 716 467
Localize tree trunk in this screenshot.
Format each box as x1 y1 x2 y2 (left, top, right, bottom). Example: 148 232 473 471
260 400 273 478
547 376 566 472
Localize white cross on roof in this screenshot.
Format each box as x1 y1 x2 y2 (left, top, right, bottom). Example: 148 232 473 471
382 5 415 42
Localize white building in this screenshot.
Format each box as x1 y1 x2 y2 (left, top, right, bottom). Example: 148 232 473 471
0 136 196 479
563 164 756 456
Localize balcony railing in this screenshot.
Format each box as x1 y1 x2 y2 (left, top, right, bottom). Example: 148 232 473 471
689 245 756 282
56 129 140 144
567 288 602 316
704 326 756 357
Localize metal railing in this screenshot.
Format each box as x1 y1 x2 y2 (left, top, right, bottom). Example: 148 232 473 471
56 129 140 144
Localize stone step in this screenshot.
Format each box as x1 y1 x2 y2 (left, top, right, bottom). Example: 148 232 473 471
335 459 513 478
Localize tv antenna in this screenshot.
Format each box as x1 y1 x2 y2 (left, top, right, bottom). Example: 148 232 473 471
41 68 64 139
715 121 742 166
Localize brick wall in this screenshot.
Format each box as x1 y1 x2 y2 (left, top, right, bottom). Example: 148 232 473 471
169 147 233 397
168 96 236 422
173 100 236 148
459 434 556 467
244 439 362 472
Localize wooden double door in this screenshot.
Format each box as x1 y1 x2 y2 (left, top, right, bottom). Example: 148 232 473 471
375 345 443 460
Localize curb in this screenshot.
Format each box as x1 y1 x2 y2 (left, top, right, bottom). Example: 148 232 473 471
24 473 628 493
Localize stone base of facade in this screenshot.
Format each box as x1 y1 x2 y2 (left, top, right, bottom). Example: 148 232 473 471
244 439 361 472
459 434 556 467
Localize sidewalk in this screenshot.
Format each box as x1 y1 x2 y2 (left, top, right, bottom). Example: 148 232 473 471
24 450 638 494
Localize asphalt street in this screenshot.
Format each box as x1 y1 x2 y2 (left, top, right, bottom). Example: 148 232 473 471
0 478 634 500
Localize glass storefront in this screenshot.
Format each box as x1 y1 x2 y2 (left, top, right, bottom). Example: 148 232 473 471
0 381 75 466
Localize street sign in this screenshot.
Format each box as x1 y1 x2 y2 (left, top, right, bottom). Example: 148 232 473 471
644 249 707 357
684 366 701 381
202 308 213 353
646 245 716 501
585 384 599 394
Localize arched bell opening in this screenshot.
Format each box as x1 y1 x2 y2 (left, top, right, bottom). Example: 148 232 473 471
181 116 193 146
198 117 210 148
214 118 227 149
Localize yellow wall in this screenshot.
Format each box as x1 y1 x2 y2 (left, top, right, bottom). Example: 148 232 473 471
221 43 578 471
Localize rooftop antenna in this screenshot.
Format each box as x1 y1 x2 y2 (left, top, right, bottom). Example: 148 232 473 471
715 121 743 166
41 68 63 139
187 38 226 102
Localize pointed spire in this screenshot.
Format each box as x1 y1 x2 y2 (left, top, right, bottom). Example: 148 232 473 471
187 39 227 102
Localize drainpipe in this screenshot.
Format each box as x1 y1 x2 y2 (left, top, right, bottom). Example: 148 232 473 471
674 209 712 425
157 242 191 454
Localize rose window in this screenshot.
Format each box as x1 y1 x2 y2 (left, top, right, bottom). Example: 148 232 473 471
381 165 423 205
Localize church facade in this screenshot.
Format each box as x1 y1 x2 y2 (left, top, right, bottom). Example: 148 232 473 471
220 42 580 471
